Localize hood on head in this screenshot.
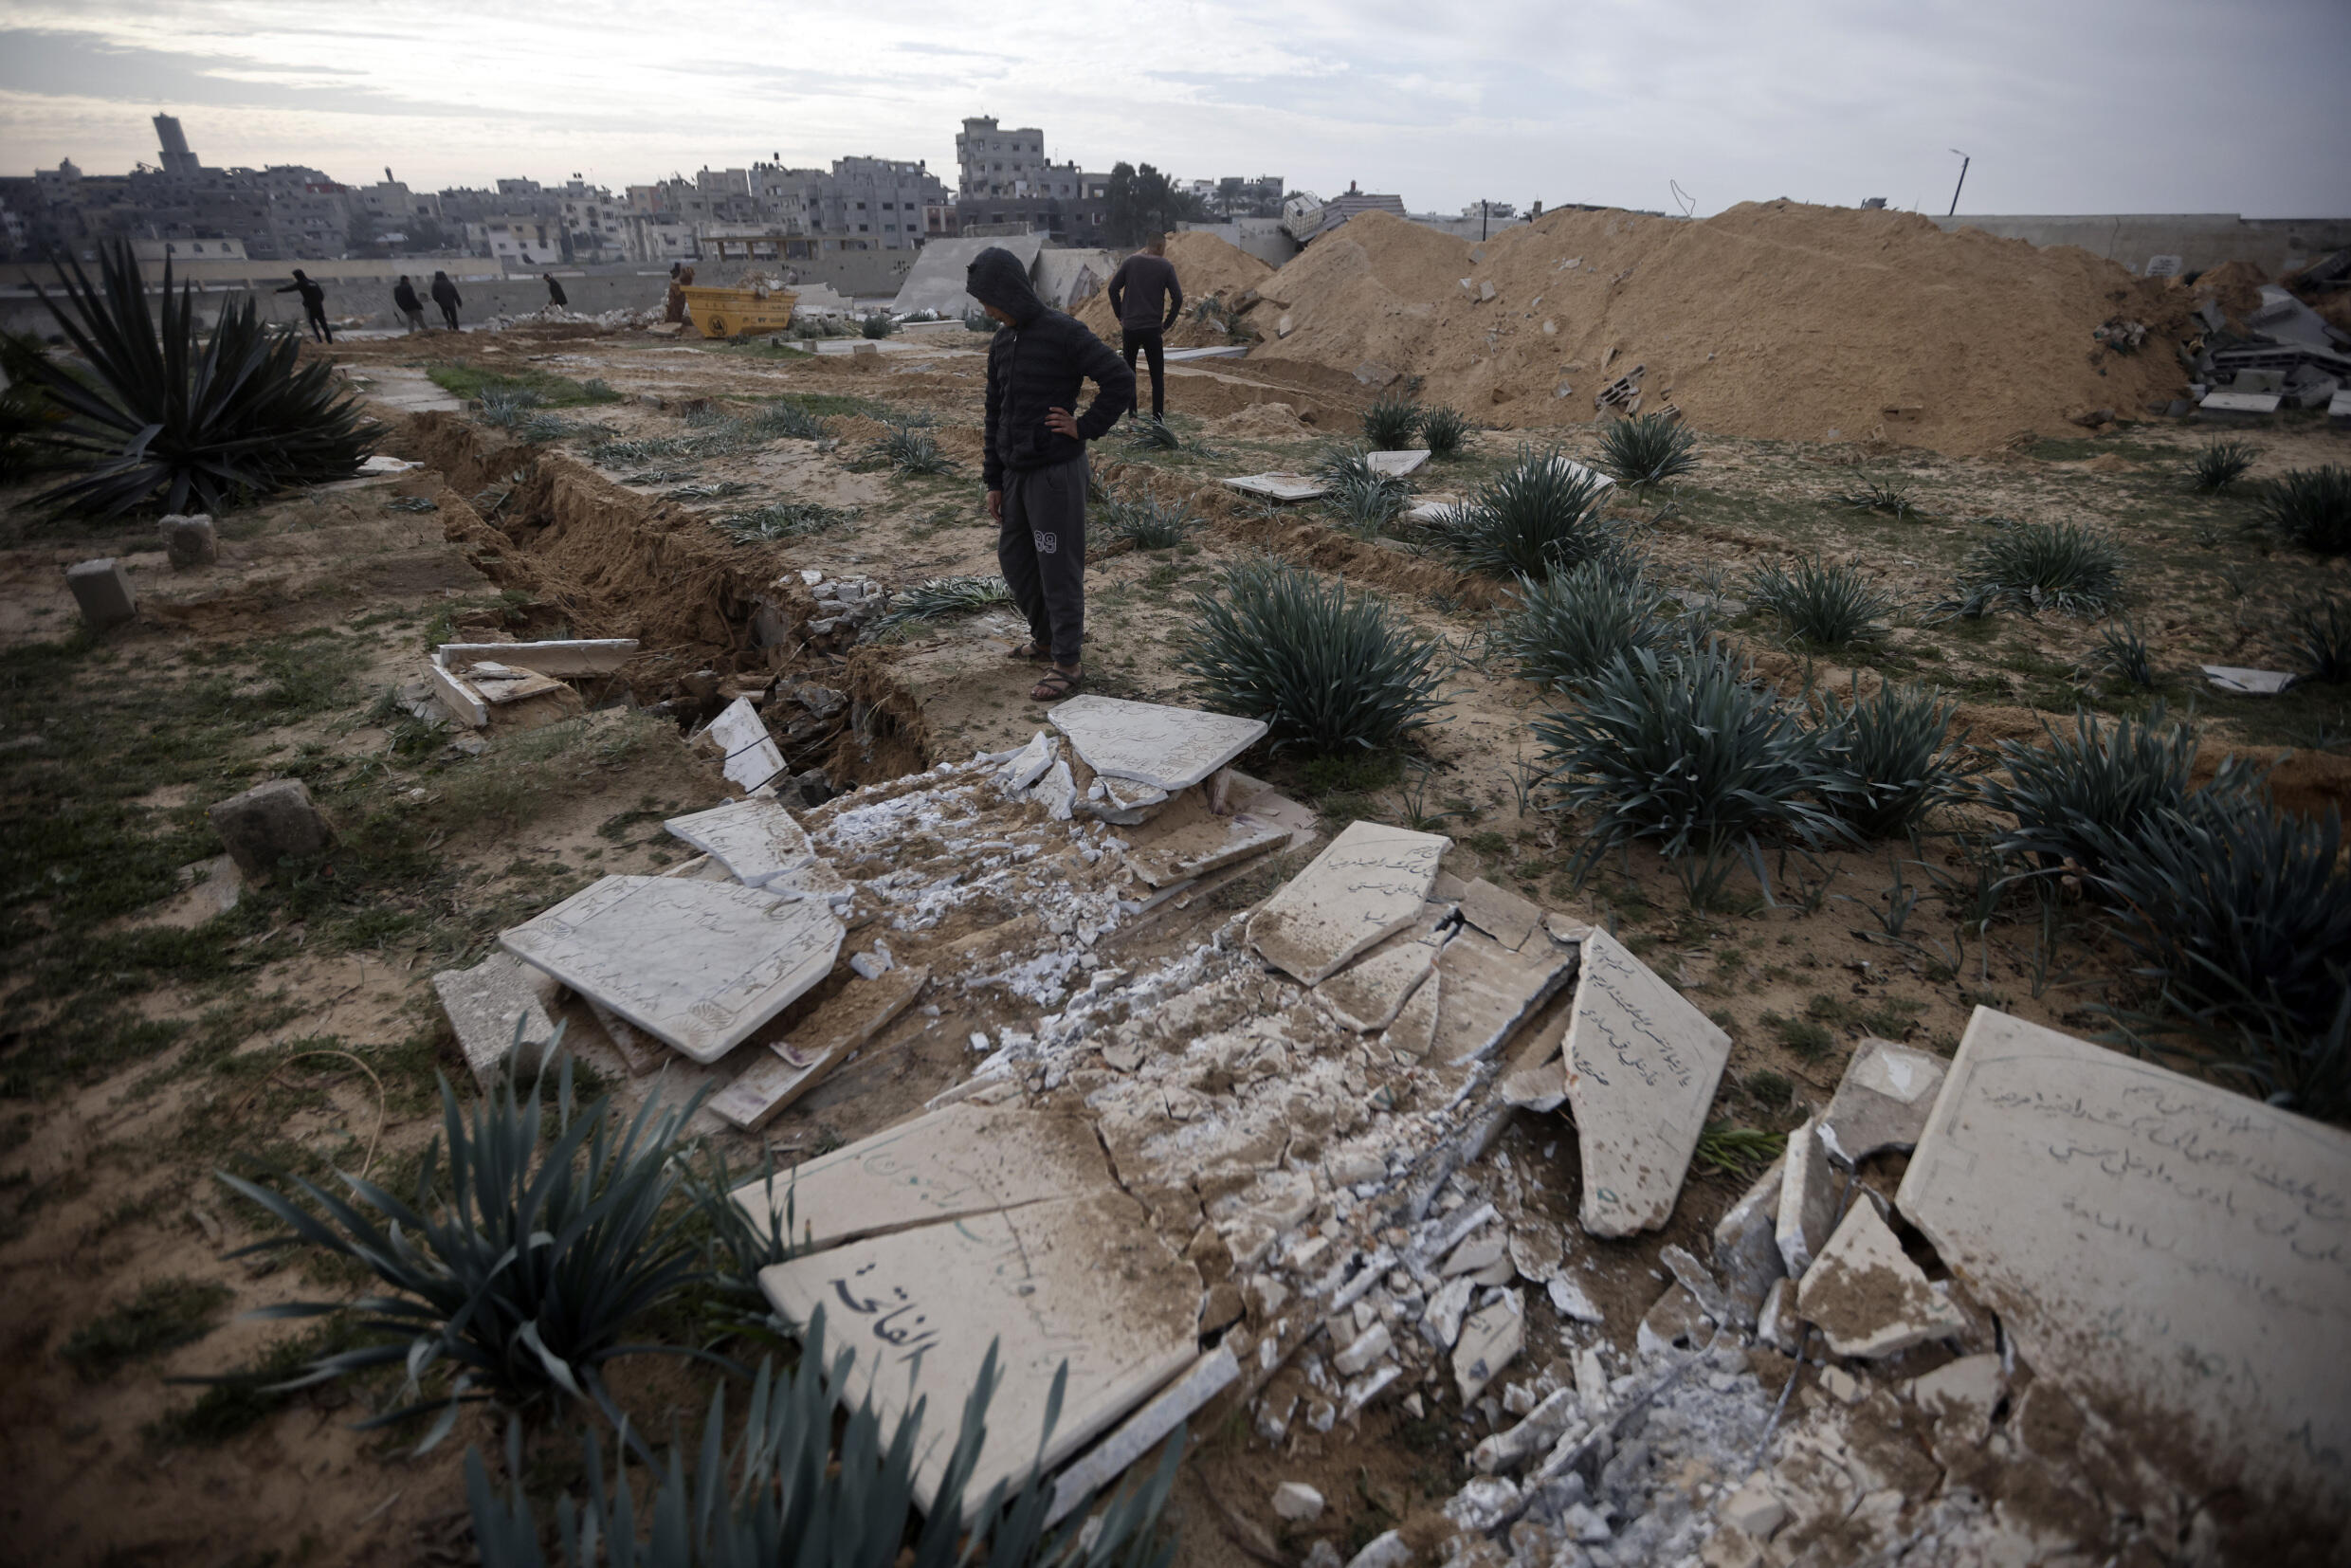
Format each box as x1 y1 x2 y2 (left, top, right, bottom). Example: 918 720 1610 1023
965 247 1043 324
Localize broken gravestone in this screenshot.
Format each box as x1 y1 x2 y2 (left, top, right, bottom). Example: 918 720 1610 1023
1710 1157 1786 1330
1248 821 1450 984
1896 1007 2351 1526
665 795 816 888
1560 930 1731 1236
1315 918 1446 1032
1434 927 1580 1066
64 557 137 630
159 513 218 569
500 874 845 1063
432 953 559 1087
709 963 928 1131
1774 1117 1836 1277
1794 1198 1962 1358
1048 695 1268 792
207 778 335 876
1817 1038 1946 1166
704 697 786 793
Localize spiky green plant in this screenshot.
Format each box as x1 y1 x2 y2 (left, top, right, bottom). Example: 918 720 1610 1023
1533 639 1854 903
1815 680 1962 839
1976 703 2257 878
865 426 956 476
2262 465 2351 556
0 330 67 483
750 400 830 440
1314 448 1410 536
1125 415 1182 450
1693 1122 1787 1179
465 1313 1186 1568
859 312 897 339
1099 490 1194 550
1360 392 1422 449
1422 447 1621 578
17 239 375 518
1744 556 1893 647
1959 520 2126 615
716 502 860 543
2187 438 2257 492
2287 595 2351 684
1595 412 1699 490
1419 405 1470 460
873 574 1012 633
1495 557 1673 690
1834 478 1918 520
214 1050 718 1451
1176 558 1448 756
2095 618 2157 687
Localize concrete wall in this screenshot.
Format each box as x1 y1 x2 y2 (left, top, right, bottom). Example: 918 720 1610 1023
1931 213 2351 278
1176 219 1301 269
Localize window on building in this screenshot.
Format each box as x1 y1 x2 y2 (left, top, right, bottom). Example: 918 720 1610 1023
857 224 867 232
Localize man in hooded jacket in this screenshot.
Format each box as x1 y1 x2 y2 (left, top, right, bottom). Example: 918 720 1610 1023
429 271 462 331
966 246 1134 702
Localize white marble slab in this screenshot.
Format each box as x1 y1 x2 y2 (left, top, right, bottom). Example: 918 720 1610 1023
664 796 816 888
1364 448 1431 478
436 638 638 676
709 964 928 1131
1220 472 1328 502
1561 930 1732 1237
706 697 786 793
1049 696 1269 793
1248 820 1449 985
1817 1038 1947 1166
1896 1008 2351 1521
2200 665 2297 696
500 874 845 1063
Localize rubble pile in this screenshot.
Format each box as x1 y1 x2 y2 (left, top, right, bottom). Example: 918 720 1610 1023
2185 276 2351 425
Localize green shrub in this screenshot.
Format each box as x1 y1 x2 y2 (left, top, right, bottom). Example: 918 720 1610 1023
2263 465 2351 556
1315 448 1410 536
20 239 376 518
1176 558 1447 756
1496 557 1673 690
1976 704 2255 878
2187 438 2257 492
874 574 1012 633
2288 595 2351 684
859 312 897 339
864 426 955 476
2094 618 2157 687
1423 447 1621 578
1959 520 2126 615
1744 556 1893 647
1833 478 1918 520
1100 490 1194 549
1419 405 1470 459
750 400 829 440
1360 393 1422 448
1125 415 1182 450
1816 681 1962 838
963 309 998 335
1595 412 1699 489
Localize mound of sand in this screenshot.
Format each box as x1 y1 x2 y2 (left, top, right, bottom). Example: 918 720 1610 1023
1074 231 1274 348
1243 205 2198 454
1214 401 1308 436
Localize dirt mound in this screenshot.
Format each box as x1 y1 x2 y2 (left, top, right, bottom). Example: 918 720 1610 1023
1243 204 2196 454
1214 401 1308 436
2190 259 2269 320
1075 232 1274 347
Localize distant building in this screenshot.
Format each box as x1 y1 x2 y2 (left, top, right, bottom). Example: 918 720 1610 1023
1294 183 1407 241
468 215 562 264
951 117 1110 242
153 115 200 178
133 236 248 261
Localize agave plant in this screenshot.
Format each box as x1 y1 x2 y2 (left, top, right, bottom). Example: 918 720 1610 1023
1534 639 1855 903
750 400 830 441
1125 415 1183 451
1744 556 1893 647
2094 617 2157 687
1975 703 2258 878
1833 478 1918 520
1418 405 1470 460
1958 520 2126 616
214 1050 717 1451
2262 465 2351 556
873 574 1012 633
1423 447 1622 578
1360 392 1422 449
1814 680 1963 839
865 425 956 476
18 239 376 518
1495 556 1673 690
1176 558 1447 755
1314 448 1410 536
1100 489 1194 549
2186 438 2257 493
1595 412 1699 490
2287 595 2351 684
716 501 860 543
466 1313 1186 1568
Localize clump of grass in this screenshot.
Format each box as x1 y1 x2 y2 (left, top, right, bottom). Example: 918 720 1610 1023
2262 465 2351 556
583 433 691 468
2095 618 2157 687
749 400 829 441
1743 1068 1795 1108
2287 595 2351 684
873 574 1011 633
1126 415 1183 450
579 377 617 401
1745 556 1893 647
862 425 955 476
1761 1011 1834 1061
1693 1122 1787 1179
1315 448 1410 536
2187 438 2257 492
858 312 896 339
1976 703 2256 878
62 1277 233 1382
1422 446 1622 578
715 501 860 543
1596 411 1699 489
1176 558 1448 757
1360 392 1422 448
1100 489 1194 550
1959 519 2126 615
1419 405 1470 460
1495 557 1673 690
1817 680 1963 839
1834 478 1919 520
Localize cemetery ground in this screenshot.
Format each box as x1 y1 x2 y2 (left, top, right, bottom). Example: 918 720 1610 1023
0 319 2345 1564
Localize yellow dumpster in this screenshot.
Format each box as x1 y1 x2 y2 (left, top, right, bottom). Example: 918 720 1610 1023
681 285 798 340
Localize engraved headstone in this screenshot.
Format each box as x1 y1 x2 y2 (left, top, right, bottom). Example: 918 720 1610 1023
665 796 815 887
1248 820 1449 984
500 874 845 1063
1896 1008 2351 1525
1561 930 1732 1237
757 1190 1201 1513
1049 696 1269 793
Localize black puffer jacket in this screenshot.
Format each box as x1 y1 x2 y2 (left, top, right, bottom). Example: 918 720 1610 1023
969 246 1133 488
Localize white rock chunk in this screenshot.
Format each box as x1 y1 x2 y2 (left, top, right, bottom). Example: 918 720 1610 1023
1000 730 1057 791
1795 1198 1963 1358
1272 1482 1326 1522
1333 1322 1393 1377
1774 1117 1835 1278
1452 1289 1524 1402
1817 1037 1947 1167
705 697 785 793
432 954 558 1088
1048 695 1268 792
1248 820 1449 984
1711 1157 1787 1329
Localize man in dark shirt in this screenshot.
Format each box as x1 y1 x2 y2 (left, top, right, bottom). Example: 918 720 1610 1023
967 246 1135 702
275 269 332 343
1105 235 1182 422
392 275 427 333
543 273 569 309
429 271 462 331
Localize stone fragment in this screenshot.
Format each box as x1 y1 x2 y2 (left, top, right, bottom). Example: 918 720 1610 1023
664 796 816 888
1044 1344 1239 1525
1248 820 1449 984
1897 1007 2351 1516
1710 1158 1786 1329
1795 1199 1962 1358
1345 1532 1412 1568
1049 695 1267 793
433 953 558 1088
1314 920 1445 1032
1774 1118 1835 1277
1817 1039 1946 1167
1472 1386 1581 1474
1129 816 1285 889
1456 877 1542 951
437 639 639 677
501 874 845 1063
705 697 785 793
1637 1282 1709 1358
159 513 217 568
1334 1322 1393 1377
1452 1290 1524 1402
1815 1366 1863 1404
1546 1274 1603 1324
1445 1476 1520 1531
207 777 334 876
2200 665 2297 696
1000 731 1057 791
1561 931 1732 1237
1432 927 1578 1066
708 964 928 1131
1560 1502 1612 1543
1219 471 1327 502
1364 448 1431 478
1756 1278 1799 1354
1443 1231 1506 1277
759 1190 1199 1513
1380 969 1440 1060
1659 1245 1728 1323
1273 1482 1325 1522
64 557 137 629
1423 1276 1474 1348
1027 759 1077 821
585 997 663 1076
1911 1352 2003 1447
1720 1474 1787 1541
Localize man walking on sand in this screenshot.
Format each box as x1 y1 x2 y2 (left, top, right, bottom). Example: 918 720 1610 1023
392 275 427 334
275 269 333 343
967 246 1134 702
1106 234 1182 423
429 270 462 332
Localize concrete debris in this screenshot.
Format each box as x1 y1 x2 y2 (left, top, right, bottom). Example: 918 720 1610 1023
1313 917 1445 1032
1452 1289 1523 1401
436 638 639 677
1773 1117 1836 1278
1248 820 1449 984
432 952 559 1088
710 964 928 1130
1220 471 1329 502
1816 1038 1945 1166
1707 1158 1785 1330
160 513 218 569
664 796 816 888
207 777 335 877
1910 1352 2003 1448
1794 1196 1963 1358
1637 1281 1711 1358
1129 816 1286 889
1545 1274 1603 1325
2200 664 2298 695
702 697 787 792
64 557 137 630
2196 389 2281 422
1755 1277 1800 1355
1272 1481 1326 1522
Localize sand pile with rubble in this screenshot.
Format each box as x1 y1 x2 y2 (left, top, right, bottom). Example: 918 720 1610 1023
1245 204 2197 453
1075 231 1273 348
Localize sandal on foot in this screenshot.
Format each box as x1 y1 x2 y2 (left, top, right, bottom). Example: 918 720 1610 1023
1030 667 1082 702
1006 640 1049 661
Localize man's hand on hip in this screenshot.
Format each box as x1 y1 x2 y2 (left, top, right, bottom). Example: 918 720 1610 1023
1044 407 1081 440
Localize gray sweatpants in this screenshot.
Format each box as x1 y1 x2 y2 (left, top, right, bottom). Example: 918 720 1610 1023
998 457 1088 666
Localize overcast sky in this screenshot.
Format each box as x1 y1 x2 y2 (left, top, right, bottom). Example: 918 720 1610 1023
2 0 2344 217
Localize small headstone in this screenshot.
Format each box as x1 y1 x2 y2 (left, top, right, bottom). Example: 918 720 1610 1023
64 557 137 630
1220 472 1330 502
206 777 334 876
1049 696 1268 793
432 953 558 1088
159 513 218 569
1248 820 1449 985
1794 1198 1962 1358
1816 1038 1946 1166
664 796 816 887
